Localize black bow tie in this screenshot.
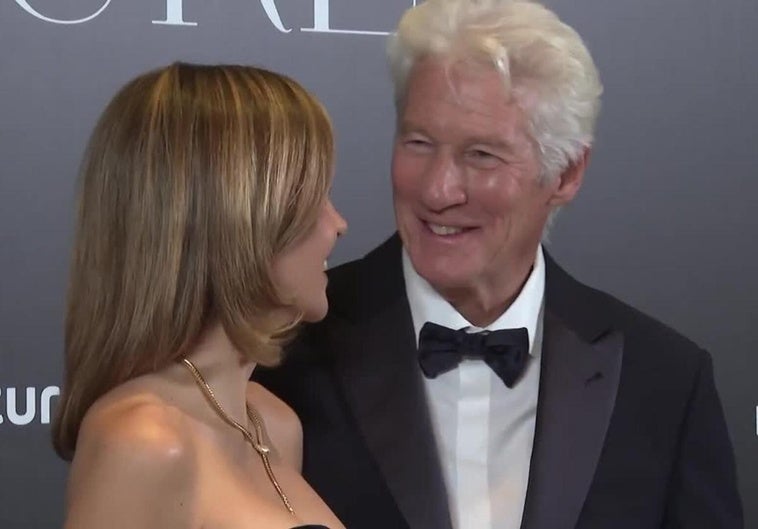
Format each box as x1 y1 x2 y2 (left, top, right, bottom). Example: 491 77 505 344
417 322 530 388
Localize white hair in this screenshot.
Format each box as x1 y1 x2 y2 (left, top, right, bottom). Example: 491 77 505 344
387 0 603 183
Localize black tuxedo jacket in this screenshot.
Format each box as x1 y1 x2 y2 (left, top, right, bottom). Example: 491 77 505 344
255 235 742 529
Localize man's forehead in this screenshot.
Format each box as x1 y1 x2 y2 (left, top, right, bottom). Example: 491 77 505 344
406 58 519 112
400 59 529 144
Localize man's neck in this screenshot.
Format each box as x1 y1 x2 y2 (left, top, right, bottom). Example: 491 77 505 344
439 274 531 328
403 245 545 338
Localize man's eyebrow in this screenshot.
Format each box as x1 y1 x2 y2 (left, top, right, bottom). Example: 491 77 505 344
396 120 428 135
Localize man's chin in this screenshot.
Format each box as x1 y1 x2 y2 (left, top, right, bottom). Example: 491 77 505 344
415 263 477 293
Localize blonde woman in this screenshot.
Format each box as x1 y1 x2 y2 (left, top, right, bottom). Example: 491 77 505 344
53 63 347 529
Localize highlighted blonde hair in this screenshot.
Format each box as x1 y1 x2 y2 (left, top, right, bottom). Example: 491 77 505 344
53 63 333 459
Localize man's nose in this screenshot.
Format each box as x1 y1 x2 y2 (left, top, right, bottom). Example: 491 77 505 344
420 151 466 211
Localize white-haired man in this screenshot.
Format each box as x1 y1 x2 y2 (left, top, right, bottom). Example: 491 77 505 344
257 1 743 528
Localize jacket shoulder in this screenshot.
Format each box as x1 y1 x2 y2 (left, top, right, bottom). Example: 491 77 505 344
324 235 404 320
547 255 710 369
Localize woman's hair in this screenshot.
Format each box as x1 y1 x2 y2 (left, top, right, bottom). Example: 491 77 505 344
387 0 603 182
52 63 334 460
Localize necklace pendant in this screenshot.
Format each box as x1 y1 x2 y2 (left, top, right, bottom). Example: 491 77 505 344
181 358 293 515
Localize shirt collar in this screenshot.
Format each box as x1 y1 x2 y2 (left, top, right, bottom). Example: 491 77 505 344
402 245 546 356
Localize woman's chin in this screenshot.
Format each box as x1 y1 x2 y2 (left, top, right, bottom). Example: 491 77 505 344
300 298 329 323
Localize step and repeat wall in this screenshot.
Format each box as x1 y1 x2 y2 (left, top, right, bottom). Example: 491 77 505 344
1 1 756 527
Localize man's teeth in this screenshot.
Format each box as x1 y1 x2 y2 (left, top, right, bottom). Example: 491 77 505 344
428 223 464 236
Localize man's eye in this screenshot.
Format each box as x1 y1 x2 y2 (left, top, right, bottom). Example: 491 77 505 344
404 138 432 151
466 150 501 168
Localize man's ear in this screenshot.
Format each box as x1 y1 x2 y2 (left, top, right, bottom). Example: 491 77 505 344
548 147 590 207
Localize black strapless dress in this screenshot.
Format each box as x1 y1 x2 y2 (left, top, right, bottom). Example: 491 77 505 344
292 526 329 529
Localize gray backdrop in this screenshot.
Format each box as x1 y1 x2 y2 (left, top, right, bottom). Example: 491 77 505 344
1 1 755 527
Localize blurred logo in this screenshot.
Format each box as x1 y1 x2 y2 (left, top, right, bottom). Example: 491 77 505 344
0 386 60 426
13 0 418 34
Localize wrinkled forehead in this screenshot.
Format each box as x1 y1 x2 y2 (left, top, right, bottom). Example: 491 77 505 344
398 56 535 148
401 54 539 116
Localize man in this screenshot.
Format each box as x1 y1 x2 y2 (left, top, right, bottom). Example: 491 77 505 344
256 1 743 528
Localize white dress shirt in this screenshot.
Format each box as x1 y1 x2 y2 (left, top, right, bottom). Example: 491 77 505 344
402 247 545 529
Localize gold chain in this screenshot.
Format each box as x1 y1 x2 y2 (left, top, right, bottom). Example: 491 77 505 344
180 358 296 515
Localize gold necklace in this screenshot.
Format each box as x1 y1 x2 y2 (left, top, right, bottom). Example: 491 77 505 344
180 358 295 516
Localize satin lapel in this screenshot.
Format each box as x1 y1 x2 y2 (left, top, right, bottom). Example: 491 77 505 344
331 238 453 529
521 310 623 529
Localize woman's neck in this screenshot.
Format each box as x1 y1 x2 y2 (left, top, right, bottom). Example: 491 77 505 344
181 323 255 425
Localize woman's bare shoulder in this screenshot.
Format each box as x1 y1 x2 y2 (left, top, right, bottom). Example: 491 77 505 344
65 392 197 529
246 381 303 471
80 390 191 459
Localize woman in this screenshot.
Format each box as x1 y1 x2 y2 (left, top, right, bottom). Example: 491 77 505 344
52 63 348 529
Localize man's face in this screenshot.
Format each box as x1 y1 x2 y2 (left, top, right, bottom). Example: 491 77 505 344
392 57 579 299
